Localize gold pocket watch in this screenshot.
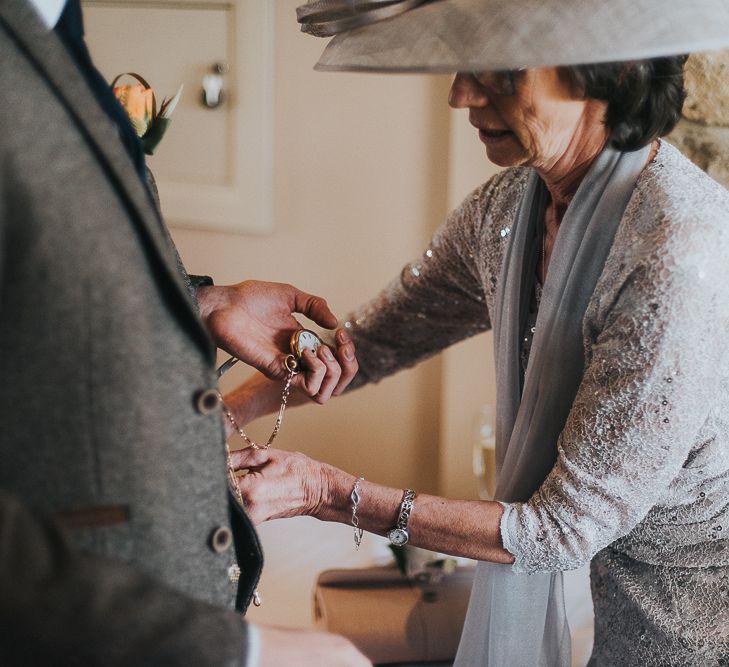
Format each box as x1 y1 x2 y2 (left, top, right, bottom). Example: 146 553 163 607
289 328 323 362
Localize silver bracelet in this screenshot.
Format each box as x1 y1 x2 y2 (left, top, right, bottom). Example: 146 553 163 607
351 476 365 550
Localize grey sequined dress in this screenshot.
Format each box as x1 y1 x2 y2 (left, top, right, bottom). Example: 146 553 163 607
345 142 729 666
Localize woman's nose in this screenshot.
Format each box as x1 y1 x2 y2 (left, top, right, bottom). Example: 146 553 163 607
448 73 489 109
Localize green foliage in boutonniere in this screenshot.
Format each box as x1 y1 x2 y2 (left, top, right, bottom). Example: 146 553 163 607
112 72 183 155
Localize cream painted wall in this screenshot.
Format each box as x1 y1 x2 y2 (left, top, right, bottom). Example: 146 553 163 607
165 1 503 500
170 1 459 494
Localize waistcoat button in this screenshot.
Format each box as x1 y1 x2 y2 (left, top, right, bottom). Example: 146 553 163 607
195 389 221 415
209 526 233 554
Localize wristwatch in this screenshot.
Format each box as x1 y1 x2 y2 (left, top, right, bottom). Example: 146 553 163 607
387 489 416 547
189 274 214 288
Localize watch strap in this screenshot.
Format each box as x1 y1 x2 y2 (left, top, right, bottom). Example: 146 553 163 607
387 489 416 546
189 274 214 289
397 489 416 529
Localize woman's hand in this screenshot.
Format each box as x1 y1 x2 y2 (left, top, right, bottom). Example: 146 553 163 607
230 447 348 524
221 328 358 432
197 280 358 399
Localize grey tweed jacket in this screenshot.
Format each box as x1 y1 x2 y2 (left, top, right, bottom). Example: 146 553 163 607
0 1 262 664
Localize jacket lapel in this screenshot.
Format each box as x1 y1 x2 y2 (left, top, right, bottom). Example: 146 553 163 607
0 0 214 361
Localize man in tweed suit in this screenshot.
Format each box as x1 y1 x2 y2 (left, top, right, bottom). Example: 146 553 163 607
0 0 366 664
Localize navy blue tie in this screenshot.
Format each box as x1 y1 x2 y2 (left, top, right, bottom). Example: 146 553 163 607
54 0 147 182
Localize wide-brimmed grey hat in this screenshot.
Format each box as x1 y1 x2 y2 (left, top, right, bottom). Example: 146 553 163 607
297 0 729 72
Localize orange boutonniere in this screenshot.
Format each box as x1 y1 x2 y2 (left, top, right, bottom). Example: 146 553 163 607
112 72 183 155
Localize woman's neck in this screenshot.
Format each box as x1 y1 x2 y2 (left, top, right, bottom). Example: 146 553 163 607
533 104 608 283
536 109 609 225
539 137 660 228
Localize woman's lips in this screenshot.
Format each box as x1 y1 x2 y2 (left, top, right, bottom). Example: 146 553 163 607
478 128 514 144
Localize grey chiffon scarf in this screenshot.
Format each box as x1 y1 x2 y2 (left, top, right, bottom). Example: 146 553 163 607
454 145 650 666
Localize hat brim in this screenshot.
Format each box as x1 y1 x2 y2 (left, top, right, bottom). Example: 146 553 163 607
314 0 729 72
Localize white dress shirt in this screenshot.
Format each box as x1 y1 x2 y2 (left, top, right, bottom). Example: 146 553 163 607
27 0 66 28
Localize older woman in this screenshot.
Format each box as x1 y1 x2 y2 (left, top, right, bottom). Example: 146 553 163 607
223 2 729 665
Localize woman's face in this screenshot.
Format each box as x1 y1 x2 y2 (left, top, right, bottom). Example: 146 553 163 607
448 67 605 171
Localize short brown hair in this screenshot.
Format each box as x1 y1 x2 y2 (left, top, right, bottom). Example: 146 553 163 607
562 56 688 151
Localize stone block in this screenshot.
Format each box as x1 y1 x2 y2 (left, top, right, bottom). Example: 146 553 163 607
668 118 729 189
683 49 729 126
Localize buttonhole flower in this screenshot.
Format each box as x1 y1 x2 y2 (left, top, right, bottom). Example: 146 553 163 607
112 72 183 155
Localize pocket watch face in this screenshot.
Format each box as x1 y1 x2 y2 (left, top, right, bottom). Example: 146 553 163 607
290 329 322 358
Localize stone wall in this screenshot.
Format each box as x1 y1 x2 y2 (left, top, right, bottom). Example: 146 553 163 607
668 49 729 188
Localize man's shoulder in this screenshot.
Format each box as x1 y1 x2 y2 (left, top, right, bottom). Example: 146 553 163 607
0 20 52 131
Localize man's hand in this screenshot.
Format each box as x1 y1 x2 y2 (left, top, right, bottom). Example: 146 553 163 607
197 280 357 400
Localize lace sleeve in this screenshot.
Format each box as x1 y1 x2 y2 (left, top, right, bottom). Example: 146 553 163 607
345 181 498 387
500 201 729 573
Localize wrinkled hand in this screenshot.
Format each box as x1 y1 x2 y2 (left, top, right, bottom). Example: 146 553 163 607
197 280 358 400
229 447 337 524
258 625 371 667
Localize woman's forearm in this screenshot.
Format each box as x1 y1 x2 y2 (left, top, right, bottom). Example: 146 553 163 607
223 373 311 434
232 447 513 564
225 375 286 427
320 468 514 564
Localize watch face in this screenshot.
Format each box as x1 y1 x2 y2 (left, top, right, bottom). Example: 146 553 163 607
388 528 409 546
291 329 322 358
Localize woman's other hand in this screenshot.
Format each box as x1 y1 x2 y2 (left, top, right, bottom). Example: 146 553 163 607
196 280 358 399
230 447 342 524
298 326 359 403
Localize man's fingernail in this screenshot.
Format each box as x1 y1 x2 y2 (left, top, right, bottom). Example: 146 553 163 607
322 346 335 361
343 344 355 360
337 330 349 344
